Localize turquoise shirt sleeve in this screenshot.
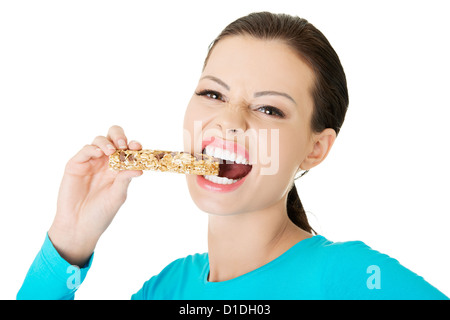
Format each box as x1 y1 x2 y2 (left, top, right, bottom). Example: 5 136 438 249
17 233 93 300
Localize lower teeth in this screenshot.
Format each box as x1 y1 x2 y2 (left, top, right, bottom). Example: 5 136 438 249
204 175 240 185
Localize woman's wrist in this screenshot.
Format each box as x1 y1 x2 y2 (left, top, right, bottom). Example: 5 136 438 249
48 224 97 267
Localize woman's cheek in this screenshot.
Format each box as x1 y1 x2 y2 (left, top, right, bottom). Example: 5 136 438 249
183 103 203 153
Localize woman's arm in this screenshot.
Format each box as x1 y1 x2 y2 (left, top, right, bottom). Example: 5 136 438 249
17 233 93 300
17 125 141 299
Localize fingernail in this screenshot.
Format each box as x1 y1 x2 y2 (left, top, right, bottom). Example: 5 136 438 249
129 140 141 146
107 144 116 150
118 139 127 149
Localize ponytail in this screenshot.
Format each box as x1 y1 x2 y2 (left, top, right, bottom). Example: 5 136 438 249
287 183 316 234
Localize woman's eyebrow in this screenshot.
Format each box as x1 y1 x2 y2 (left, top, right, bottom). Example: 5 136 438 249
200 75 297 105
200 75 230 91
254 91 297 105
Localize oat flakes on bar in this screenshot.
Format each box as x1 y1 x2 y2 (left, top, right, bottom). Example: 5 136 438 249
109 149 219 176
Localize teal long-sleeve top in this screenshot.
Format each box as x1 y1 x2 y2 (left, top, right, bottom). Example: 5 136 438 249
17 233 448 300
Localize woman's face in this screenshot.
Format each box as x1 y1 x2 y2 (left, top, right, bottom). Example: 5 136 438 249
183 35 317 215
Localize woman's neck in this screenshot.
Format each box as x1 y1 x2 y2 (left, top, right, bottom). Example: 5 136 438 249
207 198 312 282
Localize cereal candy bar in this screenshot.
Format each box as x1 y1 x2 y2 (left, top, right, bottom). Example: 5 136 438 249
109 149 219 176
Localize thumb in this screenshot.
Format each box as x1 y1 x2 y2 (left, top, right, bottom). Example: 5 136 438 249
110 170 143 199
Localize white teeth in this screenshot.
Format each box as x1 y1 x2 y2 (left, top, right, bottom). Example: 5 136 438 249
205 145 214 157
224 150 236 162
204 146 249 164
204 175 239 185
213 148 223 160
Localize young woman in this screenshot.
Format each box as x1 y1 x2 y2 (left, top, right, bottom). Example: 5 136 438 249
18 12 447 300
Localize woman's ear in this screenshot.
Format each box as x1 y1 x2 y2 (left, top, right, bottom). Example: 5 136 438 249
300 128 336 171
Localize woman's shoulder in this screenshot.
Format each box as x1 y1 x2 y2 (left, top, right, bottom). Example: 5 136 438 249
316 236 387 262
166 252 209 268
297 234 379 261
149 251 209 282
131 252 208 300
314 235 448 300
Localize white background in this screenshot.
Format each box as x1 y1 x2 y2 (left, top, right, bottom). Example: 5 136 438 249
1 0 449 299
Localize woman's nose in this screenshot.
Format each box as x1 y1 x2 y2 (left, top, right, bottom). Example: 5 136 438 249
215 105 248 137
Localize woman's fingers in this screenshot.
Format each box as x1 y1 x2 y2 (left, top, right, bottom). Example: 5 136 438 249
92 135 117 155
71 144 104 164
107 125 128 150
93 125 142 154
91 136 141 157
128 140 142 151
71 126 141 175
65 144 105 175
89 127 143 178
109 169 143 201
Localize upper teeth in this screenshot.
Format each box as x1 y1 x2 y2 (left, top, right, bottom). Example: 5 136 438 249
204 146 249 164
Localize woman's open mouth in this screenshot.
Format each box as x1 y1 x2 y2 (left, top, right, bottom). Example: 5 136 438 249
203 145 252 184
197 137 252 191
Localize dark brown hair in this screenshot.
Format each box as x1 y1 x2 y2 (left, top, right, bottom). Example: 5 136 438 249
203 12 349 234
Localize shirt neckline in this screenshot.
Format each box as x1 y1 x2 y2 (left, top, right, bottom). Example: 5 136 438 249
202 234 324 286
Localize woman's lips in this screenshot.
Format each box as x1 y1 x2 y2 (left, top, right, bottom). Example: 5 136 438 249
196 136 253 192
196 172 249 193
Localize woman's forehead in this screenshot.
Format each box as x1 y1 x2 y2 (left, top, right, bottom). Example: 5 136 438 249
202 35 315 104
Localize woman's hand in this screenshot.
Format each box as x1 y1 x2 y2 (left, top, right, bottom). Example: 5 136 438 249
48 125 142 266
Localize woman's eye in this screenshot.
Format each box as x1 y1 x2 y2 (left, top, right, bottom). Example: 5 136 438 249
195 90 224 101
257 106 285 118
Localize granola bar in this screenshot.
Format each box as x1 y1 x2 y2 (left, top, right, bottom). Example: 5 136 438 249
109 149 219 176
